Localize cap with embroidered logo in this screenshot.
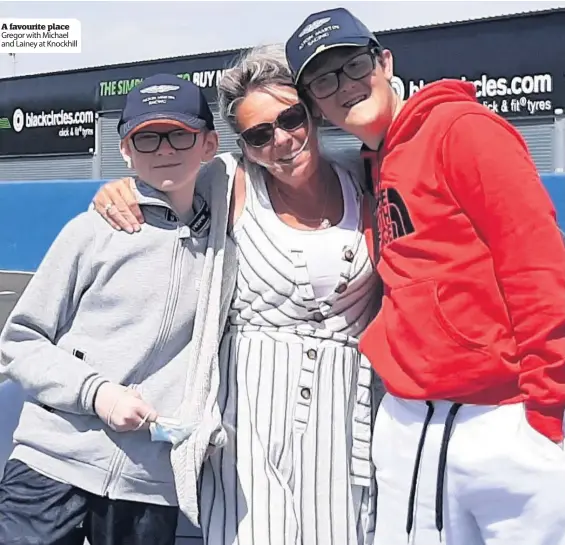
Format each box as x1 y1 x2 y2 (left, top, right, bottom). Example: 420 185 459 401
117 73 215 139
285 8 381 84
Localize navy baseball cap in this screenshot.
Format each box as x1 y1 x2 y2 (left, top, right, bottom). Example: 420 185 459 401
286 8 382 83
117 73 215 138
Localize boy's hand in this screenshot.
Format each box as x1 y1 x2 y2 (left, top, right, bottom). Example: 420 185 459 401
93 177 144 233
94 383 158 432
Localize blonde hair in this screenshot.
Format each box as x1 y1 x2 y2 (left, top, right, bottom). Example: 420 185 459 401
218 44 296 132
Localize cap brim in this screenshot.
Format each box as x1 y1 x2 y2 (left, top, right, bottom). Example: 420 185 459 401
118 112 206 139
295 37 376 84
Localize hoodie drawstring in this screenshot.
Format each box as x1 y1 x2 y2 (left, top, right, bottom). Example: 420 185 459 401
405 402 463 542
406 401 435 537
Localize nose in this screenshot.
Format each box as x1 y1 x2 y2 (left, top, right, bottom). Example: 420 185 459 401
156 137 176 155
273 126 293 147
337 71 358 94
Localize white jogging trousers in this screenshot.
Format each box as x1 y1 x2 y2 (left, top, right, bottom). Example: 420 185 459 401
371 394 565 545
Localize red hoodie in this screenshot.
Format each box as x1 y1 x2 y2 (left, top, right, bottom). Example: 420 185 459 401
359 79 565 442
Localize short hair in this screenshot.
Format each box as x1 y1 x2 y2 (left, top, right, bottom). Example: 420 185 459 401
218 44 297 133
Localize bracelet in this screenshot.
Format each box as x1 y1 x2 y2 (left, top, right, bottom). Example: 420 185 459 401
92 381 111 414
106 395 122 429
91 382 104 412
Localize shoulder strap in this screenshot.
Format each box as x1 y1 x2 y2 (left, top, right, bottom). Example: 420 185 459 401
363 157 381 268
363 156 385 313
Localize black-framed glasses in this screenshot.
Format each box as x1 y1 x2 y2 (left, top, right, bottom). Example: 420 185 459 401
239 103 308 148
304 50 378 100
131 129 197 153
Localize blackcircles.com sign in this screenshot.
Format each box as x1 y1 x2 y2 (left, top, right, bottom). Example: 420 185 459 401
11 108 94 136
0 106 95 157
390 72 554 116
381 11 564 119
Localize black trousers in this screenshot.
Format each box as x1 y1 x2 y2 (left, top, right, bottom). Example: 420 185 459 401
0 459 179 545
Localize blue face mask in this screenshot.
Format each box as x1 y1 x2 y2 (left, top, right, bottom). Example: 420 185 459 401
149 417 194 446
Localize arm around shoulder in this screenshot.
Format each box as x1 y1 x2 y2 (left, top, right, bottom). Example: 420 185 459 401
92 177 143 233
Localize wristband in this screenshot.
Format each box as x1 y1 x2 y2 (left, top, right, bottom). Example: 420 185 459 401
91 382 104 412
91 380 111 414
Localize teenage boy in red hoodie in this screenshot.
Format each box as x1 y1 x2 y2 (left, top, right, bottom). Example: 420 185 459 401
286 8 565 545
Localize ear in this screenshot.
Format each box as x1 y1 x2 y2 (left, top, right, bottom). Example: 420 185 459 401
233 135 260 165
235 137 257 165
120 140 133 169
201 130 219 162
380 49 394 83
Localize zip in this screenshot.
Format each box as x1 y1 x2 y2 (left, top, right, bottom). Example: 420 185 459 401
101 226 186 497
101 384 143 498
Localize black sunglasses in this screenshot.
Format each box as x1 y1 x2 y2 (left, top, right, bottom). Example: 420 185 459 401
304 49 378 100
239 103 308 148
131 129 197 153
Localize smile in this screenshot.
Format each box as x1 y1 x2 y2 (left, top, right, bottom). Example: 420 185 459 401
154 163 182 169
343 95 368 108
276 152 302 164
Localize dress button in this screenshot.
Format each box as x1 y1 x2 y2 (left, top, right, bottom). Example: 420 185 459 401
306 349 317 360
344 249 354 262
313 312 324 322
335 283 347 294
301 388 311 400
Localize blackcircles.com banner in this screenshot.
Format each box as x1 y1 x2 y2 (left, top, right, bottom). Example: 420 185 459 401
0 72 96 157
0 105 95 157
390 73 554 117
380 10 564 118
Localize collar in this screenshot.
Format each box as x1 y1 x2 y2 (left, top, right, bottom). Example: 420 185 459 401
134 178 211 237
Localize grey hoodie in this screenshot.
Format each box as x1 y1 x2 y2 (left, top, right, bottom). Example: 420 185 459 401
0 153 238 521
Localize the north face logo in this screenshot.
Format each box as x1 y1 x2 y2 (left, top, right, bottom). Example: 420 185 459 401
377 188 415 246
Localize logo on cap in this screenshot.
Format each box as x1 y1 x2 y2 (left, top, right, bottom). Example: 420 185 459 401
298 17 331 38
140 85 180 94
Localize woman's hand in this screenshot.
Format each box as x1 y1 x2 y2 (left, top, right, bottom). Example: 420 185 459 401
93 178 145 233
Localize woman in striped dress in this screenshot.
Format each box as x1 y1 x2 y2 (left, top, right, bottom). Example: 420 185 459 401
92 45 383 545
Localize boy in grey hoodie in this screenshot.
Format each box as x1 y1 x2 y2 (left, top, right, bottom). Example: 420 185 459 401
0 74 237 545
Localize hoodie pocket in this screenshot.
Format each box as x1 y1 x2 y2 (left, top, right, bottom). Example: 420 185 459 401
14 400 113 471
430 284 488 351
387 279 489 366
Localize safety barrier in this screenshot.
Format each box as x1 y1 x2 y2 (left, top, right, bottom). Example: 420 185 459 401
0 174 562 273
540 174 565 235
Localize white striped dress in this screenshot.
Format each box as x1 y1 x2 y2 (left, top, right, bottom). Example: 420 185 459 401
199 159 382 545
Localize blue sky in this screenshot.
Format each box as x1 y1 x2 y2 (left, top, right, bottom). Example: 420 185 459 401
1 0 564 78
